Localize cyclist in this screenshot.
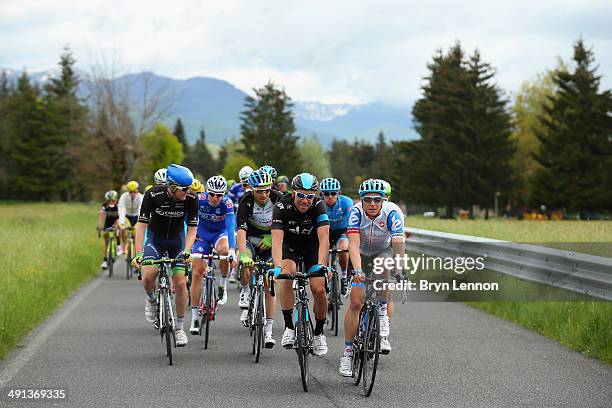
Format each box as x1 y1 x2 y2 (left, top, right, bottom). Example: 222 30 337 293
154 168 167 185
338 178 405 377
270 173 331 356
97 190 120 269
277 175 290 195
320 177 353 296
227 165 253 207
118 180 143 255
132 164 198 347
189 175 237 334
236 169 283 346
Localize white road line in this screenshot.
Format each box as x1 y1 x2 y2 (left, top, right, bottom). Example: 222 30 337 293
0 271 106 387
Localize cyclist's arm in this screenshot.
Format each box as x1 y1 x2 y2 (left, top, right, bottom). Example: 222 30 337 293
314 199 330 265
185 226 197 251
271 229 283 268
136 190 153 253
117 193 127 226
185 194 199 250
388 210 406 274
97 207 106 230
223 199 237 249
347 206 362 271
135 222 147 254
237 229 248 254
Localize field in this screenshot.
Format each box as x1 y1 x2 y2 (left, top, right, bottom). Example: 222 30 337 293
0 203 101 360
406 216 612 364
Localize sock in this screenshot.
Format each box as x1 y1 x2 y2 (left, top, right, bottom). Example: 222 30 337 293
191 306 199 321
265 319 273 335
176 315 184 330
146 292 156 302
220 276 228 287
282 309 294 330
343 341 353 357
241 284 249 293
314 318 325 336
341 269 348 279
379 301 388 316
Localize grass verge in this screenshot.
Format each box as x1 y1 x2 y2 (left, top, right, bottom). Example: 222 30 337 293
0 203 100 360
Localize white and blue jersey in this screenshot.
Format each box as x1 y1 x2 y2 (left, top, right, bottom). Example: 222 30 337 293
347 200 405 256
326 194 354 231
194 192 236 254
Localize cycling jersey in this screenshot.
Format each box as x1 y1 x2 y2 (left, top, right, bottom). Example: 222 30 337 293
271 194 330 249
138 185 198 239
325 194 354 231
101 202 119 229
347 200 404 256
118 191 143 225
237 190 283 239
227 183 248 207
194 192 236 252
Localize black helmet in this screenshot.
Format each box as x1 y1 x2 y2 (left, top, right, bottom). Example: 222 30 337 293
291 173 319 191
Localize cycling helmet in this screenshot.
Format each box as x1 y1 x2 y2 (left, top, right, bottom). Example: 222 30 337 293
320 177 341 192
227 179 236 188
166 164 194 187
191 179 204 193
206 175 228 193
358 178 386 198
239 166 254 183
277 175 289 184
126 180 139 192
105 190 119 201
291 173 318 191
154 168 167 185
248 169 273 188
382 180 392 197
259 165 277 180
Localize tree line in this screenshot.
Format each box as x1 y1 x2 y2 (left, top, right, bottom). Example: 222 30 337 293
1 39 610 218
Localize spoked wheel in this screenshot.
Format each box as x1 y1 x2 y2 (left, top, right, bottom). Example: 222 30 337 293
126 241 132 280
361 309 380 396
254 287 264 363
204 279 213 349
296 303 311 392
108 239 114 278
331 272 340 336
161 293 173 365
352 310 366 385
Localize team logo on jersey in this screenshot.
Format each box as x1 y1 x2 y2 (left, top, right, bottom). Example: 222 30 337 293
379 221 385 227
348 212 360 226
391 215 402 231
226 200 234 208
276 202 284 209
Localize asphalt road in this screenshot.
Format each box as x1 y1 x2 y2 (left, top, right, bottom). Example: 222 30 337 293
1 260 610 408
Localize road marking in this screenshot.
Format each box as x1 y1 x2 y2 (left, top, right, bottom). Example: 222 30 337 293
0 272 106 386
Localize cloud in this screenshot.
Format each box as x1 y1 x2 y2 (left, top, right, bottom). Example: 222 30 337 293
1 0 610 104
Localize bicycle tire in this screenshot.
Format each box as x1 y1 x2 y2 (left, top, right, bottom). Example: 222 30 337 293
331 272 340 336
250 288 257 354
361 307 380 396
126 239 132 280
296 302 310 392
108 237 114 278
254 286 264 363
352 308 366 385
162 291 173 365
204 277 213 349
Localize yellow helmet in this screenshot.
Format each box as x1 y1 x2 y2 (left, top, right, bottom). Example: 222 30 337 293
127 180 139 192
145 184 153 192
191 179 204 193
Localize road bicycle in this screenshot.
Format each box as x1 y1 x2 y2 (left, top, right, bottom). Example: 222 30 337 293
100 227 119 278
244 259 274 363
275 260 328 392
327 248 348 336
124 226 136 280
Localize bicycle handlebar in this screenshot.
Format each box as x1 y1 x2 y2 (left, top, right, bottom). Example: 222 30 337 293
190 253 233 261
275 271 328 280
329 248 349 253
141 258 180 266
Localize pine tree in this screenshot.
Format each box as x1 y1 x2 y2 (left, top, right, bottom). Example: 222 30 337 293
240 81 302 175
531 39 612 216
0 71 11 195
173 118 188 152
184 127 218 179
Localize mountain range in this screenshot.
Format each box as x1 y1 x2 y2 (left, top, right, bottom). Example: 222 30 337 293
3 68 418 147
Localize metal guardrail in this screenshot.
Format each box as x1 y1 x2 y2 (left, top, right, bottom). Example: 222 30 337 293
404 227 612 301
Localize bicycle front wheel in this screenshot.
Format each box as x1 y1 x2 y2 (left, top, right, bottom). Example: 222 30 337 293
204 278 213 349
161 291 173 365
361 308 380 396
108 238 114 278
254 286 264 363
296 303 311 392
126 239 132 280
331 272 340 336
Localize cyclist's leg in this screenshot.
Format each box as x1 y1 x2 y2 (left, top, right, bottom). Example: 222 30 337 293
169 233 188 331
279 243 298 331
336 233 349 279
304 249 327 335
239 242 257 310
190 237 211 322
119 223 127 254
258 247 276 340
214 234 230 279
141 231 161 322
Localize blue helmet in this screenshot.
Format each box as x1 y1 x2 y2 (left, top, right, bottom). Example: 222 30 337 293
259 165 277 180
320 177 341 192
358 178 386 198
248 169 273 188
291 173 318 191
166 164 194 187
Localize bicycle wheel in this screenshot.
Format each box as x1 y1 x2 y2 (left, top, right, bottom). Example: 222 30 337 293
352 309 366 385
296 303 310 392
254 285 265 363
107 237 114 278
361 308 380 396
161 291 173 365
204 278 213 349
250 288 258 354
331 272 339 336
126 239 132 280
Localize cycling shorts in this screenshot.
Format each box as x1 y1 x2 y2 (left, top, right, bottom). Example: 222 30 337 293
329 228 348 248
245 240 272 262
282 242 318 273
142 230 186 274
193 231 228 255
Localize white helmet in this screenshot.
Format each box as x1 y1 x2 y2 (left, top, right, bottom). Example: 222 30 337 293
206 175 228 194
239 166 254 183
154 168 167 185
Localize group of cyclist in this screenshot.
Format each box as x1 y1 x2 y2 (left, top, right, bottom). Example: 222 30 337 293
98 162 405 378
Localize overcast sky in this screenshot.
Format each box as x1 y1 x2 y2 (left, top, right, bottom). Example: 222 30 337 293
1 0 610 105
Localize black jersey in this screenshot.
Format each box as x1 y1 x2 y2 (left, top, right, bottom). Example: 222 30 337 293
237 190 283 238
138 185 198 239
271 194 330 248
101 202 119 228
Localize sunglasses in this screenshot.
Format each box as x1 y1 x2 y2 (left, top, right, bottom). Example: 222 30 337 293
323 192 338 197
208 192 224 198
171 185 189 192
296 192 316 200
362 196 383 204
254 188 271 195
